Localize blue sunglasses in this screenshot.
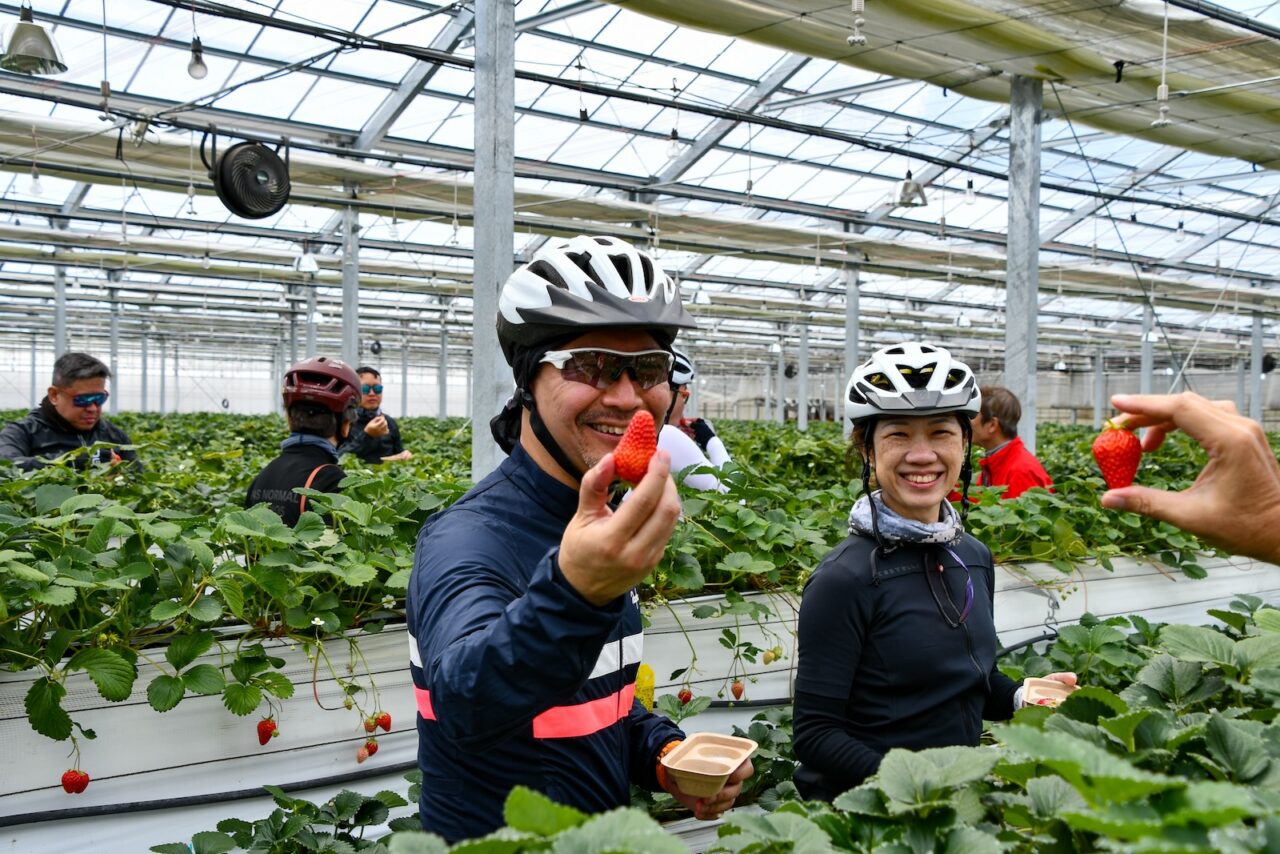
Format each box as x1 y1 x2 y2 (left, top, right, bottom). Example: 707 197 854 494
362 384 383 394
69 391 109 408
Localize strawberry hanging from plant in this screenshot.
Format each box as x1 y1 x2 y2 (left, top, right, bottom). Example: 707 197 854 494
60 768 90 794
613 411 657 485
1092 421 1141 489
256 716 279 746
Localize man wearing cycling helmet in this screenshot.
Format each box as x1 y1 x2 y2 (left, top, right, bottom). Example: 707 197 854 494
658 347 733 492
245 356 361 527
792 343 1075 801
407 236 752 842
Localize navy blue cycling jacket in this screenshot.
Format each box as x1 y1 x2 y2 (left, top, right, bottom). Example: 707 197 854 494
406 444 683 842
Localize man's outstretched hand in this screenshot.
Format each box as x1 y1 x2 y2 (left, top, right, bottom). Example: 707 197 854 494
1100 392 1280 565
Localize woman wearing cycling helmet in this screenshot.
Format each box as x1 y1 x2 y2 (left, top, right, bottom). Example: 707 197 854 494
792 342 1075 801
658 347 733 492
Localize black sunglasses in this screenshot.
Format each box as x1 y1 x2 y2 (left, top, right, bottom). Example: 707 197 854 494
361 384 383 394
539 348 674 391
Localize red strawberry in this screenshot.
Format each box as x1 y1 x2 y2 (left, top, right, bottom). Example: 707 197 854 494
355 746 370 764
677 688 693 705
61 769 89 794
364 738 378 757
1092 422 1141 489
730 680 744 700
613 411 657 484
257 717 278 746
375 711 391 732
363 716 377 734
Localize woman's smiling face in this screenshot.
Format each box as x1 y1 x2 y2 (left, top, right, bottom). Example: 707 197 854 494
868 414 965 523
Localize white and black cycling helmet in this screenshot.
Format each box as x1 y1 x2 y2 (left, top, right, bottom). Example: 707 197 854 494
497 235 696 365
845 342 980 425
670 346 695 387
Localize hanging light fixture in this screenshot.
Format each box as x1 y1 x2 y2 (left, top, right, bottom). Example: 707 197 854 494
187 36 208 80
964 177 976 204
295 243 319 274
846 0 867 46
0 5 67 75
895 170 928 207
28 162 42 196
1175 219 1185 242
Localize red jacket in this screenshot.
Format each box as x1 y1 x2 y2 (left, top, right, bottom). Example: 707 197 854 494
978 437 1053 499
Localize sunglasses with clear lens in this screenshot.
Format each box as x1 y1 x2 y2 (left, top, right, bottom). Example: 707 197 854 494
539 348 674 391
70 391 109 408
362 384 383 394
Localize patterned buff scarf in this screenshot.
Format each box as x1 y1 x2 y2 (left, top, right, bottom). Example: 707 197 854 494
848 491 963 546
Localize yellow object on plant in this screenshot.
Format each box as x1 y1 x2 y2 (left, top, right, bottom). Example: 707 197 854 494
635 663 655 710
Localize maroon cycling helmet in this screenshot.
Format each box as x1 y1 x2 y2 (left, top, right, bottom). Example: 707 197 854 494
283 356 361 417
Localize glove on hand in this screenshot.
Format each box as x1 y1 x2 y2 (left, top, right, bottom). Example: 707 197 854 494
689 418 716 451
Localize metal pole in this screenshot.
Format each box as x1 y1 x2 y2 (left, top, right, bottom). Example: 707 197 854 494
438 324 449 418
472 0 516 480
844 267 860 437
158 339 166 415
775 343 786 424
1251 311 1264 422
1237 357 1247 413
342 196 360 367
140 333 148 413
173 344 179 414
287 285 298 366
797 319 810 432
1004 75 1043 454
109 289 119 414
29 334 36 407
400 326 409 420
1093 348 1106 430
53 267 67 357
306 285 318 358
1140 305 1154 395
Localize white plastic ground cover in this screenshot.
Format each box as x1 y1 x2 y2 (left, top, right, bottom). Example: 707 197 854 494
2 554 1278 851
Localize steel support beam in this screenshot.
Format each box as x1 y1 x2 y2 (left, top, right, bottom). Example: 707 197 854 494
472 0 516 480
28 333 36 407
797 316 810 432
306 285 318 358
775 342 786 424
438 322 449 418
1168 192 1280 263
109 288 119 414
1141 306 1155 395
844 267 860 438
53 268 66 357
341 198 360 367
140 333 148 413
1093 348 1106 430
1004 76 1042 453
400 326 409 420
1252 311 1264 422
173 344 179 414
159 339 166 415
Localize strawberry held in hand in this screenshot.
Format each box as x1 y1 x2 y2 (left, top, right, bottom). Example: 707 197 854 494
613 410 657 485
1092 421 1141 489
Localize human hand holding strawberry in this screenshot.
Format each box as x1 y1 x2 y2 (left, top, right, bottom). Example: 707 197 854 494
1100 392 1280 564
559 418 681 607
1092 420 1141 488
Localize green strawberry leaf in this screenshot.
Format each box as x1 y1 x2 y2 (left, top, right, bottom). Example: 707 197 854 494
190 831 237 854
24 676 71 741
67 647 136 702
187 595 224 624
1160 625 1234 667
182 664 226 695
147 674 186 712
165 631 214 671
385 833 450 854
502 785 587 834
222 682 262 716
151 599 187 622
256 671 295 700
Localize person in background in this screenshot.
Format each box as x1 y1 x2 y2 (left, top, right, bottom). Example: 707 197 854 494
971 385 1053 499
407 235 751 842
659 347 733 492
0 352 138 471
340 366 412 464
246 357 360 527
793 343 1074 801
1101 391 1280 565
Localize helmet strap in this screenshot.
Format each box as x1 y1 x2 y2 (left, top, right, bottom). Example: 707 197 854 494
522 390 587 484
860 432 894 555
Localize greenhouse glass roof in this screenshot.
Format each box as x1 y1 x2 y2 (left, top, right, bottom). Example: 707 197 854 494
0 0 1279 379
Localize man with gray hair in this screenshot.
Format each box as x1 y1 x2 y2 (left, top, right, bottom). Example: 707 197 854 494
0 352 137 471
